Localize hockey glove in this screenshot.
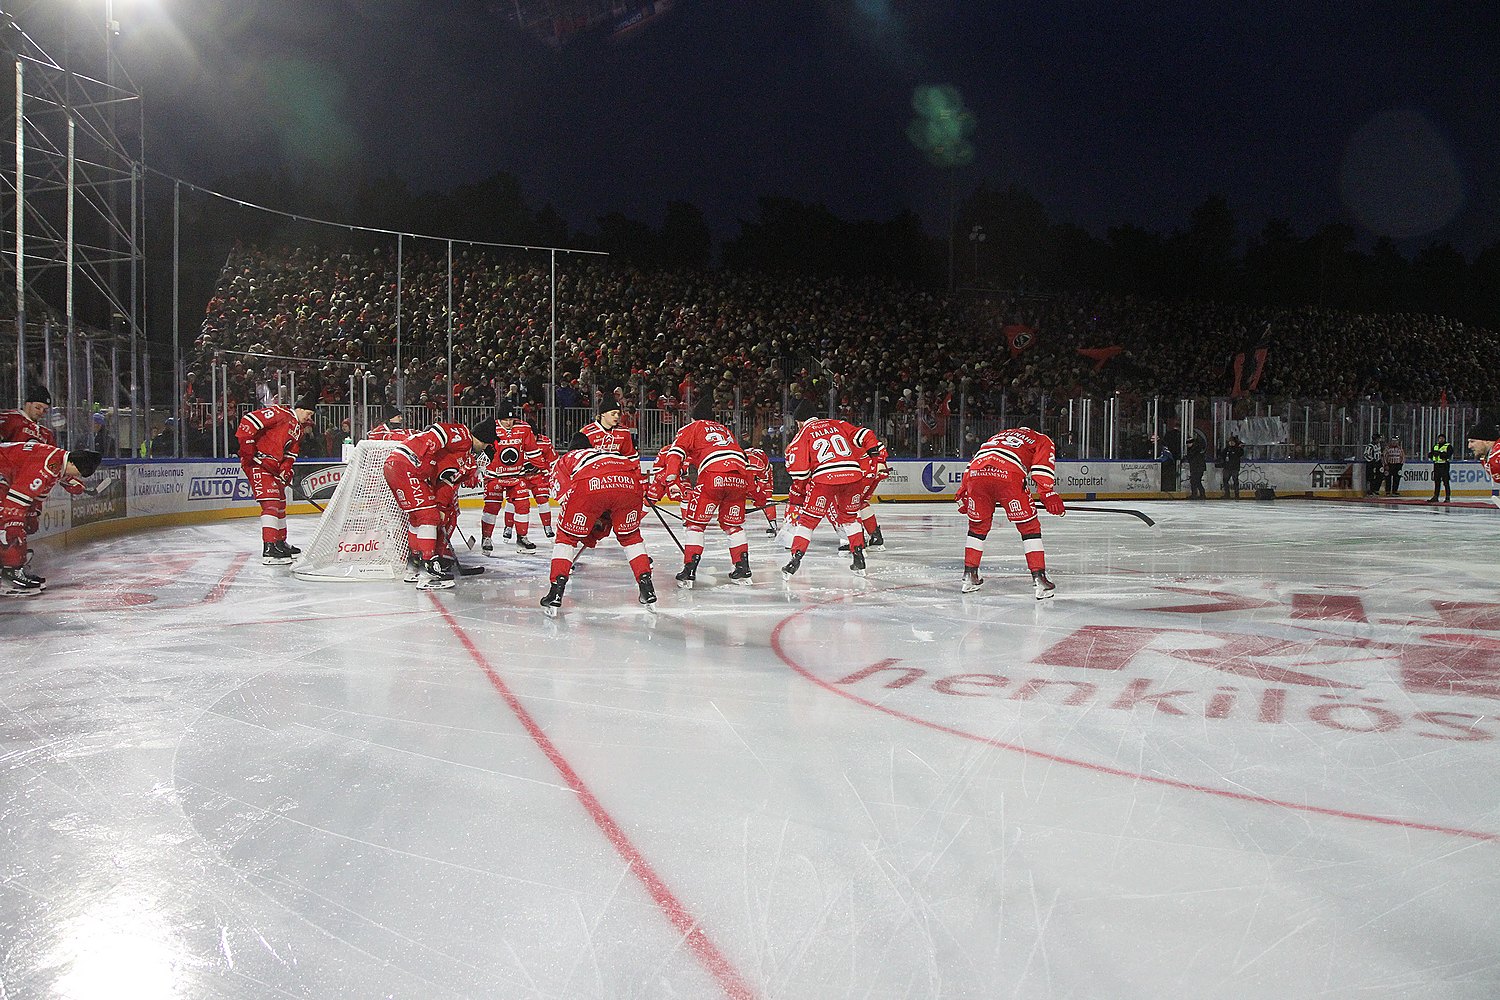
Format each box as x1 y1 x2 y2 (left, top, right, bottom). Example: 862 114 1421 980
1040 491 1066 516
24 508 41 535
61 476 87 496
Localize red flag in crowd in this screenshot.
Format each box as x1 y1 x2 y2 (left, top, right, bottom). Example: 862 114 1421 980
1077 346 1123 372
1003 324 1038 359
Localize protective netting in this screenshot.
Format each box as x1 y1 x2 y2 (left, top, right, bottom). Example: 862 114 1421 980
293 441 410 581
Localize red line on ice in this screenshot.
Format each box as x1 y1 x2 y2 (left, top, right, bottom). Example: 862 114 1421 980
431 596 759 1000
769 589 1498 844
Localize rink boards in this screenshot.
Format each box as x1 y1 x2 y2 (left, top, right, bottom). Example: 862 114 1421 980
29 455 1493 546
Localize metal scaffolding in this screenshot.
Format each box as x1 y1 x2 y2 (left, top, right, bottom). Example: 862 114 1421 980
2 4 145 451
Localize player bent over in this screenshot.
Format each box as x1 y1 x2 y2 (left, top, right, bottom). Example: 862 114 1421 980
744 447 779 536
384 421 496 590
1468 424 1500 507
0 442 101 595
650 394 753 588
781 400 871 579
956 427 1064 599
431 448 483 579
480 404 543 553
236 393 317 565
540 448 657 616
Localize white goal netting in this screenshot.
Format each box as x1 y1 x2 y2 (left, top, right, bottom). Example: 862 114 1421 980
293 441 411 581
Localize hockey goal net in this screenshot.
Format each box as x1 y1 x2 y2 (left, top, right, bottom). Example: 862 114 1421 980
293 441 411 581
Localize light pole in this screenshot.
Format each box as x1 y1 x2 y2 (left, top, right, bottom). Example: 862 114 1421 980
968 224 986 278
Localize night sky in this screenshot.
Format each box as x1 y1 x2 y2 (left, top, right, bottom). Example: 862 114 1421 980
23 0 1500 254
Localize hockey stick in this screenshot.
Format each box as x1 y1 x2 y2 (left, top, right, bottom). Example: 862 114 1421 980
290 477 326 513
1067 505 1156 526
648 502 686 554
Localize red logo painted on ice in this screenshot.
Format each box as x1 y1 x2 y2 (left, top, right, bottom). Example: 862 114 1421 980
772 581 1500 840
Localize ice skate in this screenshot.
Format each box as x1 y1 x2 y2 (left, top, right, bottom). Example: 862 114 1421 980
543 525 554 539
515 534 537 552
416 557 455 591
765 520 779 537
781 550 804 578
675 554 700 589
867 527 886 552
481 538 493 553
962 567 984 593
539 575 567 617
1032 569 1056 600
503 527 513 542
281 541 301 556
637 571 658 607
262 542 293 566
17 568 47 591
728 554 752 585
403 553 421 583
1 567 41 597
850 546 867 577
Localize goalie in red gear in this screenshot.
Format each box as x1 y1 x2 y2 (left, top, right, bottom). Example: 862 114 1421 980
648 394 754 588
383 421 495 590
539 447 657 617
956 427 1063 599
524 432 559 538
235 393 316 565
744 447 779 536
480 403 543 553
781 400 872 579
0 442 101 595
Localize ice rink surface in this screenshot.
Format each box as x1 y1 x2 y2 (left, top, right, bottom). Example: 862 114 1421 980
3 500 1499 999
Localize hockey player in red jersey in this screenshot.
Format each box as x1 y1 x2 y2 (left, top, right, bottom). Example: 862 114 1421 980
524 432 559 538
0 442 101 595
539 447 657 616
429 448 484 580
956 427 1064 599
648 395 754 588
480 403 543 553
782 400 872 579
365 407 413 442
744 447 780 536
1468 424 1500 507
383 421 495 590
0 386 58 446
569 399 638 458
854 430 889 550
236 394 317 565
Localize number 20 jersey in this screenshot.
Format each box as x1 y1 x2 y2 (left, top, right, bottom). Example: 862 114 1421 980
785 418 870 487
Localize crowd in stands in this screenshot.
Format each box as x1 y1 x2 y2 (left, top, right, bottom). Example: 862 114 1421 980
189 243 1500 455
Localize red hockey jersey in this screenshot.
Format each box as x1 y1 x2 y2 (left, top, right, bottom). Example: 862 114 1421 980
657 419 747 482
0 410 56 446
236 405 305 470
970 428 1058 491
366 421 414 442
574 420 637 459
531 434 558 473
785 418 870 486
0 441 68 509
486 421 542 480
1483 441 1500 484
392 423 475 479
552 449 643 505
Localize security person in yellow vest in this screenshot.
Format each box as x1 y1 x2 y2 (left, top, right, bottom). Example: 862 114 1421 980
1427 434 1454 503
